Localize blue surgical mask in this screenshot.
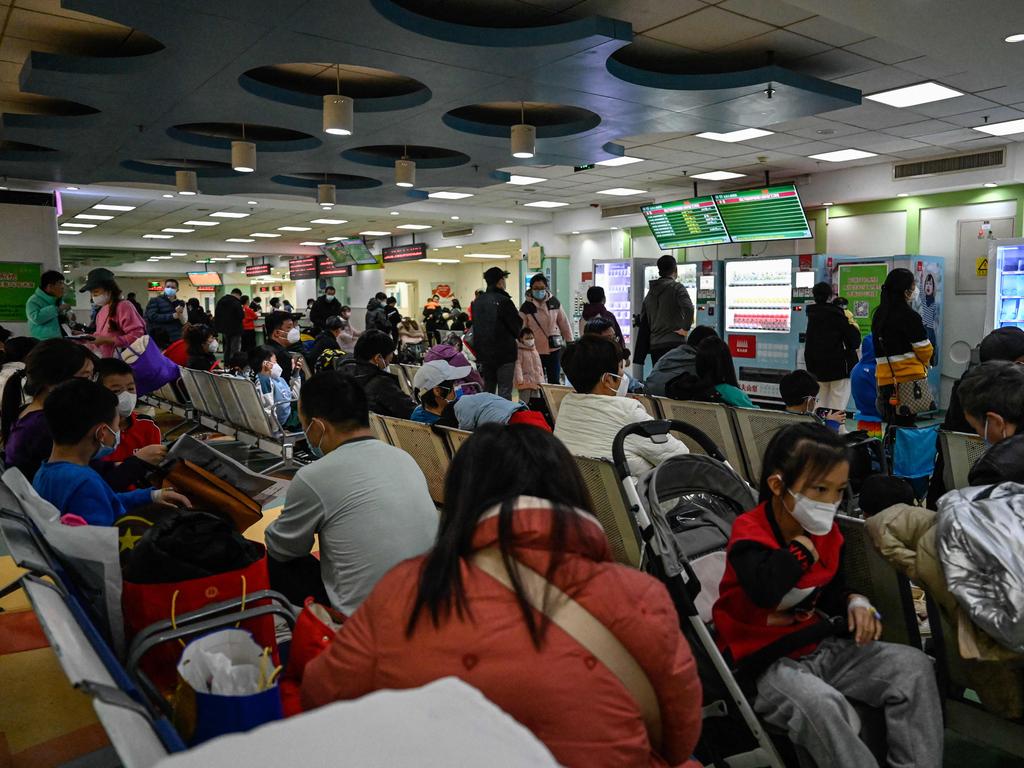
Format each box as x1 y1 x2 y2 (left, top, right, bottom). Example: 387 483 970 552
305 418 326 459
164 287 177 297
532 289 547 301
93 424 120 459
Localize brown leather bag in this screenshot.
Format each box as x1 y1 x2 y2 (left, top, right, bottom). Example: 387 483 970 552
162 459 263 533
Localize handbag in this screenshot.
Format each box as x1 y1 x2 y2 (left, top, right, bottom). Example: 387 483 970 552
119 335 181 396
472 548 663 751
278 598 347 716
880 333 935 418
162 459 263 533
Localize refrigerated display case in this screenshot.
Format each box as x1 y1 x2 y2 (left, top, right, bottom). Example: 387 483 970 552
593 260 633 344
986 239 1024 333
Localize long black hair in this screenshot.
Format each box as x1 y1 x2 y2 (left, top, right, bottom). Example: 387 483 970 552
696 336 739 388
871 267 915 339
1 339 95 441
758 422 850 503
93 277 125 331
407 424 593 648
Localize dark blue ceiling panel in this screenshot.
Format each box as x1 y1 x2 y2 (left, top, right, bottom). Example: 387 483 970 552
0 0 861 203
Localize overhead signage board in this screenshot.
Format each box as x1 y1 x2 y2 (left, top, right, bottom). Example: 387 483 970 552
641 196 731 249
713 184 812 243
288 255 318 281
381 243 427 263
317 257 352 278
245 264 272 277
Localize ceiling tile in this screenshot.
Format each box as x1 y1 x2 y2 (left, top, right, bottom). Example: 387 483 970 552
783 139 849 156
942 106 1024 129
914 128 991 146
614 131 690 147
833 66 923 94
975 86 1024 106
781 118 867 140
943 72 1008 93
716 0 814 26
741 132 811 149
791 48 879 79
713 28 831 60
578 0 706 32
654 135 757 156
842 37 919 65
882 119 960 138
911 94 998 118
785 16 873 47
821 102 928 130
844 135 930 153
645 6 774 51
896 56 967 79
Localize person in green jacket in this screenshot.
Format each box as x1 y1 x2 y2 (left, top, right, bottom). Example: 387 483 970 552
695 336 758 409
26 270 68 340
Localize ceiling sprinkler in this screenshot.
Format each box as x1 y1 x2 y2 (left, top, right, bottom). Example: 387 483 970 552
764 83 775 99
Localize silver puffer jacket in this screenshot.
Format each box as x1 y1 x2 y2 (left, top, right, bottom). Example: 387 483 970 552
937 482 1024 653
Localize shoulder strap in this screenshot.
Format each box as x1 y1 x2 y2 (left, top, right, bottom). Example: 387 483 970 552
472 547 663 751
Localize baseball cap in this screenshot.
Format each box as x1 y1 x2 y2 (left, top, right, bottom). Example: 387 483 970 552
79 267 116 292
412 359 472 392
483 266 510 285
979 326 1024 363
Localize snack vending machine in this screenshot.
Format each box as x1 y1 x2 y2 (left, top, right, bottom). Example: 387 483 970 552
985 238 1024 334
592 259 633 344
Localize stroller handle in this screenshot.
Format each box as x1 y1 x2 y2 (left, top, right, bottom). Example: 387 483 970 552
611 419 727 479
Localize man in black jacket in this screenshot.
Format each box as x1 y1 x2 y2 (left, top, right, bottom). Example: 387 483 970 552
384 296 401 348
144 278 184 342
309 285 342 335
470 267 523 400
804 282 861 411
365 292 391 334
214 288 245 357
335 330 416 419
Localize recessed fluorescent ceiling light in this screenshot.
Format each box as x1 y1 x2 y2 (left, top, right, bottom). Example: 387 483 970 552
300 241 326 246
523 200 569 208
326 236 344 241
396 224 431 230
277 226 311 231
60 223 96 228
57 230 81 235
154 255 173 259
897 193 909 198
423 258 460 264
247 200 259 205
973 118 1024 136
865 81 963 108
210 211 250 218
162 194 174 198
809 149 877 162
596 187 648 196
464 253 510 259
359 230 390 236
428 191 473 200
170 251 187 256
389 211 400 215
75 213 113 220
227 255 249 258
1006 33 1024 43
162 228 194 233
690 171 746 181
92 204 136 211
249 232 281 238
225 238 255 242
504 219 514 224
310 218 347 225
695 128 773 142
184 220 219 226
595 156 643 167
143 234 174 239
507 175 547 185
984 182 999 187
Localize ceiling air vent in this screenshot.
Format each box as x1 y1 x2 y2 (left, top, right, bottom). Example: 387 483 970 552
601 201 654 219
893 148 1005 180
442 227 474 238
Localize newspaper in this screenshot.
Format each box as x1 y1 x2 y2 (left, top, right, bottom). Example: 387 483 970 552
164 435 289 505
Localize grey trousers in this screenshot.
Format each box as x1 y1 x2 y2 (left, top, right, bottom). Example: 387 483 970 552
754 637 943 768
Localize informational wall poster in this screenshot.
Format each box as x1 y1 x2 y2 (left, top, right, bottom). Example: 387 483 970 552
916 260 943 367
724 258 792 334
837 262 888 336
0 262 41 322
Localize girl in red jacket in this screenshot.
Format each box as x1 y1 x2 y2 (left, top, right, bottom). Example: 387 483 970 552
302 424 702 768
713 423 942 768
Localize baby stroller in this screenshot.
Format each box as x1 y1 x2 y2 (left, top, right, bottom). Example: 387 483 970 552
398 341 425 365
612 421 816 768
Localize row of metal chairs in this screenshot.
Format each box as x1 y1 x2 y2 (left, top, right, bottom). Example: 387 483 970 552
145 368 305 471
540 383 818 484
367 413 471 506
388 363 421 396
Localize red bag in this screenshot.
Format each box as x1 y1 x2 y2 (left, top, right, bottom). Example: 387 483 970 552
122 551 278 693
279 599 345 716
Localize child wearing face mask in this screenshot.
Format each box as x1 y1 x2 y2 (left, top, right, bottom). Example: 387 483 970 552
94 359 164 473
713 423 942 768
251 345 295 428
32 379 190 526
514 328 544 404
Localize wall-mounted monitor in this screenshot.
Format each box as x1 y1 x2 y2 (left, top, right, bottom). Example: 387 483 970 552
724 258 793 334
713 183 812 243
641 196 731 249
322 238 377 266
186 271 222 287
245 264 272 277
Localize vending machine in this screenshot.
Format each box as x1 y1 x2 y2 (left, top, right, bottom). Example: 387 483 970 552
593 259 634 344
984 238 1024 334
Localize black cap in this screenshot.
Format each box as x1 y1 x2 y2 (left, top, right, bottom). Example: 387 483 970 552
980 326 1024 363
79 267 115 292
484 266 510 285
778 369 819 406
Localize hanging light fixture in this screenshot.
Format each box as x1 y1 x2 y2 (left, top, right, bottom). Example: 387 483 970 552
317 183 336 207
232 123 256 173
511 101 535 159
176 169 197 195
395 146 415 188
323 65 354 136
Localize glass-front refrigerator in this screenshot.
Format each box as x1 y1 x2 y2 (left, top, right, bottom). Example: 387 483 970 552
987 239 1024 333
593 260 633 344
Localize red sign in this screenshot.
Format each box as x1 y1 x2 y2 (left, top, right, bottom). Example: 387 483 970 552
146 280 162 293
289 255 318 280
702 260 713 275
317 257 352 278
196 285 215 293
728 334 757 359
433 283 453 299
581 271 593 282
798 254 812 271
381 243 427 263
245 264 272 277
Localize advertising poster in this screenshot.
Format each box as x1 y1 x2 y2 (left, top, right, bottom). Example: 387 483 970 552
0 262 41 322
837 262 888 336
916 260 942 367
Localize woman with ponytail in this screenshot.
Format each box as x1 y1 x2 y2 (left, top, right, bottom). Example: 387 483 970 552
79 267 145 359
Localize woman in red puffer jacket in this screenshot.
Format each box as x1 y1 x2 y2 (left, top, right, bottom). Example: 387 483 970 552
302 424 703 768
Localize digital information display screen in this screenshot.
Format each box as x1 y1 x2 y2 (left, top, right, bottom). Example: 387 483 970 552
382 243 427 263
593 261 633 345
146 280 162 292
725 258 792 334
245 264 272 277
641 197 730 249
713 184 812 243
341 238 377 265
317 257 352 278
187 272 222 287
288 256 318 281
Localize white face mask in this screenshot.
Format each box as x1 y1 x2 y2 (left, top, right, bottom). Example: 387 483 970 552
92 293 111 307
116 391 137 417
523 339 535 348
207 338 219 353
270 362 283 379
787 489 840 536
286 327 301 344
607 372 628 397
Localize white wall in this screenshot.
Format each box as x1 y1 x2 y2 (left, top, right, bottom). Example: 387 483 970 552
826 211 907 256
0 199 60 335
